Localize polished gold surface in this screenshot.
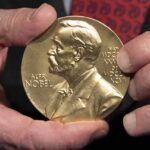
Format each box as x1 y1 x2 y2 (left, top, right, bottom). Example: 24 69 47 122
21 16 129 123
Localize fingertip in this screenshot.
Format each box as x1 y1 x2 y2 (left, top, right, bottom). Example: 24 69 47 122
69 120 109 138
123 106 150 137
117 49 132 73
64 120 109 149
25 3 57 44
123 112 137 136
31 3 57 23
92 120 109 138
118 32 150 74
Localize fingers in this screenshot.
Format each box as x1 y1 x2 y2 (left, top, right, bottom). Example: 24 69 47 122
117 31 150 100
0 104 109 150
0 3 57 47
117 31 150 73
20 121 108 150
117 32 150 137
123 105 150 137
128 63 150 100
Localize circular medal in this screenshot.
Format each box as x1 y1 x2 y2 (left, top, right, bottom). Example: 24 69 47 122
21 16 129 122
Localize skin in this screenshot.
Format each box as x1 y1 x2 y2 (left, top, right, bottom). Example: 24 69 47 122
0 3 109 150
117 31 150 136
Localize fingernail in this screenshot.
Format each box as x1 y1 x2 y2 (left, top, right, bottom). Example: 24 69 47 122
29 3 49 20
29 3 57 22
117 49 131 73
93 125 109 139
123 112 136 135
129 80 138 100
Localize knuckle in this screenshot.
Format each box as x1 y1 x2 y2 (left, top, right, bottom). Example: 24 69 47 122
8 8 26 32
4 8 33 45
2 9 21 45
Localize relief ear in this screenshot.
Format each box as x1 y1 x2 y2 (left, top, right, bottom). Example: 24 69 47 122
74 47 84 62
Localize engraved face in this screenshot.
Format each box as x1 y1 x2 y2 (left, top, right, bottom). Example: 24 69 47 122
48 20 102 75
48 28 78 74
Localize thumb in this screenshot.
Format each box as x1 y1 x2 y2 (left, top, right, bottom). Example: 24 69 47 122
0 3 57 47
123 105 150 136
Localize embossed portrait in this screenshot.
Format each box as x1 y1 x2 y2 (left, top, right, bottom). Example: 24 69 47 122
45 20 123 122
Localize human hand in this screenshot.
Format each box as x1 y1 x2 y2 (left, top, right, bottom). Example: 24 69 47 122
117 32 150 136
0 4 109 149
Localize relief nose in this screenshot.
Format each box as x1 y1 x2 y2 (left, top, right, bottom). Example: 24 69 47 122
48 50 56 55
48 45 56 55
49 55 58 66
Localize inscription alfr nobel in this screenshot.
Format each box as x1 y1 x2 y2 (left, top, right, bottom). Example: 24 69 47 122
24 74 53 88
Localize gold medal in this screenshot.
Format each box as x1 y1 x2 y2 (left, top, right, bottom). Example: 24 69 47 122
21 16 129 123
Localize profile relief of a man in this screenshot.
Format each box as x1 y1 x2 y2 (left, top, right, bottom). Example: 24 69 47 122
45 20 123 122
